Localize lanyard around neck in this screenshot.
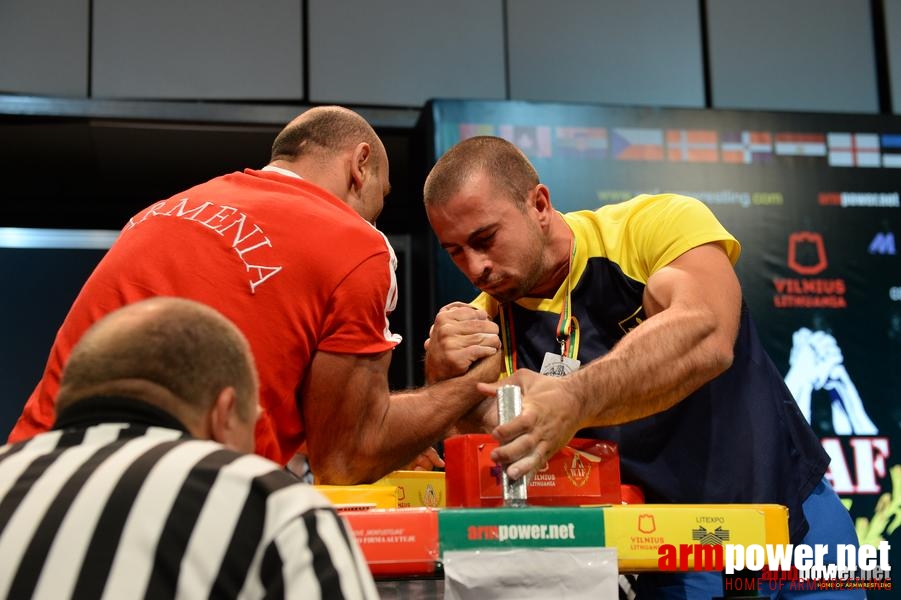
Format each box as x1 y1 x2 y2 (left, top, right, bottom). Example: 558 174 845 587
499 235 577 376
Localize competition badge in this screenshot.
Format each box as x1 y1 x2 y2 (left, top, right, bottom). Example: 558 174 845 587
540 351 580 377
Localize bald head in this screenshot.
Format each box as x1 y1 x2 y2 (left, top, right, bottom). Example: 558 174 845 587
56 297 259 428
271 105 383 164
268 105 390 223
424 136 539 211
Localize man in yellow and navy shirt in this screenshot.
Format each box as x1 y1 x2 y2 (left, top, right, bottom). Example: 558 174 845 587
423 135 861 599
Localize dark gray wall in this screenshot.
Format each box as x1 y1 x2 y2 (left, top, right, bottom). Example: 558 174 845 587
0 0 89 96
507 0 705 107
92 0 303 99
1 0 898 113
886 0 901 114
309 0 506 105
707 0 879 113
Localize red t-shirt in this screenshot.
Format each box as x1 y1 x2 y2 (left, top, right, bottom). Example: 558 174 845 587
9 168 400 465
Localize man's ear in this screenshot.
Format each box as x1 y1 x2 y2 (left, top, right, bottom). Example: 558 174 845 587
208 386 239 446
349 142 372 192
532 184 553 225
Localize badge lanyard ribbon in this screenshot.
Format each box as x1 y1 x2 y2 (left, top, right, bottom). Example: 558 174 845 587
499 236 577 377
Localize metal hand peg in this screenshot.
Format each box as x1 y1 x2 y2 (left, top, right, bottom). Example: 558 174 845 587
497 384 528 507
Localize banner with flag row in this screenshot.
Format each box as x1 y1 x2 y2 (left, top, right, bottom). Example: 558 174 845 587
448 122 901 168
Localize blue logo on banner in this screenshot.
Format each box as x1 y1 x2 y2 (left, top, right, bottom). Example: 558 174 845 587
868 233 896 255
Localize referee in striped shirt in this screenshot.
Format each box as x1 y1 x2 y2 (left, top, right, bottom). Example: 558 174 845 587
0 297 378 600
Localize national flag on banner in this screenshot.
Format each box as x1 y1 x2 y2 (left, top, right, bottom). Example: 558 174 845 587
774 133 827 157
720 131 772 164
611 128 664 161
881 133 901 168
827 132 880 167
666 129 719 162
498 125 552 158
555 127 608 158
459 123 496 140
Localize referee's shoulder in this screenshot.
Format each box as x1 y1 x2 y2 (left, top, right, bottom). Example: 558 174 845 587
191 442 334 507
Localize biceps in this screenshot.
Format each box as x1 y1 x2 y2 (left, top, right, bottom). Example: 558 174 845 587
644 243 741 327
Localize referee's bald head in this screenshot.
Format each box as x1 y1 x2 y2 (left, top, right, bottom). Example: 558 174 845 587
56 297 259 428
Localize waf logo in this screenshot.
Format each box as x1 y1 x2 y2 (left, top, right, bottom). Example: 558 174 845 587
638 514 657 534
787 231 828 275
773 231 847 309
563 453 591 487
420 483 442 508
692 526 731 546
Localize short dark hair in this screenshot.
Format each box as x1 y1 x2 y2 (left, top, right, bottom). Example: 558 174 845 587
57 297 258 420
423 136 539 210
271 105 382 164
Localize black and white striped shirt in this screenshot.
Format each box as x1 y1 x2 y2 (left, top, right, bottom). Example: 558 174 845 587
0 398 378 600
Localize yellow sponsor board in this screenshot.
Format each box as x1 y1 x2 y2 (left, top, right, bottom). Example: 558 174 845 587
376 470 446 508
315 484 399 510
603 504 789 571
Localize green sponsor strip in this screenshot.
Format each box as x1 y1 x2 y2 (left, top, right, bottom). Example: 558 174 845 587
439 506 605 553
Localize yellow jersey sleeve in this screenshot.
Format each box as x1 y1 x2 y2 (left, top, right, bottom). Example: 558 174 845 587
566 193 741 284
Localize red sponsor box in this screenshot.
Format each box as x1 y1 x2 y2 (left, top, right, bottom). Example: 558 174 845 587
342 508 440 577
620 483 645 505
444 434 621 507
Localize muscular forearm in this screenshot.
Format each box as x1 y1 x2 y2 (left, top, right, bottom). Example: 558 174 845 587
381 353 500 456
570 305 735 428
315 353 501 484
